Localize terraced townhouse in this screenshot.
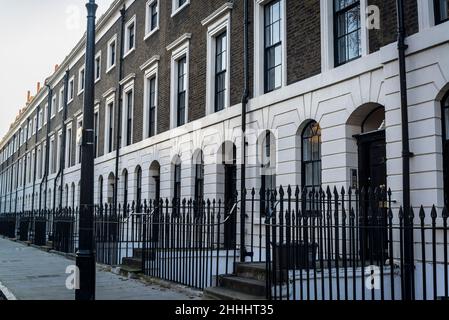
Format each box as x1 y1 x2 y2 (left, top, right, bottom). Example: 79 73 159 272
0 0 448 235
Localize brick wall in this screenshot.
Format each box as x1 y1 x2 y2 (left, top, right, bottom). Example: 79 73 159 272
286 0 322 85
368 0 419 53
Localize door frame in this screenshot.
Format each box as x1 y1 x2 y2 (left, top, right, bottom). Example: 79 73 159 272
354 129 388 261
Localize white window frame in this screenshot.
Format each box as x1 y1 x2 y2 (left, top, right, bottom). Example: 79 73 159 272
168 35 190 129
65 124 73 169
417 0 436 30
38 109 43 130
51 95 57 118
41 142 46 178
320 0 368 72
95 52 102 83
142 59 159 138
94 104 100 158
145 0 160 39
36 145 41 180
43 104 48 125
171 0 190 17
58 87 64 112
56 130 63 172
49 135 55 174
124 15 137 58
76 116 83 164
33 115 38 134
104 94 115 155
78 66 85 95
68 76 75 103
28 119 33 140
122 80 135 147
107 35 117 73
203 11 231 115
254 0 287 97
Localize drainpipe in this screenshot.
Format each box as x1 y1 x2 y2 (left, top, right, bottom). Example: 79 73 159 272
21 118 30 212
14 129 23 214
31 106 40 212
114 4 126 213
40 84 53 211
240 0 250 262
396 0 414 300
57 70 70 208
9 135 16 213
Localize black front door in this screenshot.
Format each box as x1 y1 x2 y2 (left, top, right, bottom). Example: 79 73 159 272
152 176 160 242
224 164 237 249
356 130 387 261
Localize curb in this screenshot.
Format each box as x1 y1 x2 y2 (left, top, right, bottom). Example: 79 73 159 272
0 281 17 301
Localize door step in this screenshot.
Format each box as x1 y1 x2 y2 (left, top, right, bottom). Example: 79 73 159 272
204 262 268 300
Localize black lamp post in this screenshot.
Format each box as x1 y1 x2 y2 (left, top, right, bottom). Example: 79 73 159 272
75 0 97 301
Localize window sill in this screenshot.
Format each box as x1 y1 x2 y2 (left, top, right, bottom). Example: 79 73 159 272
68 98 74 105
95 77 101 84
171 2 189 18
144 27 159 41
123 47 135 59
78 89 84 96
106 65 116 74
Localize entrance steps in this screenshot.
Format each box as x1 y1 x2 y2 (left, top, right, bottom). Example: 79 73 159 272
203 263 268 300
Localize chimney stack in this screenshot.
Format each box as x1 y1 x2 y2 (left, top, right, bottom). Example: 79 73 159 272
37 82 41 93
27 91 31 103
54 64 59 72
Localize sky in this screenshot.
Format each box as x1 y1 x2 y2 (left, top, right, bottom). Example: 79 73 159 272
0 0 114 139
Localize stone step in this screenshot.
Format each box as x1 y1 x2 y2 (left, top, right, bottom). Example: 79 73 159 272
122 257 143 270
235 262 289 284
219 275 266 297
117 264 142 279
235 262 267 281
203 286 266 301
132 248 156 260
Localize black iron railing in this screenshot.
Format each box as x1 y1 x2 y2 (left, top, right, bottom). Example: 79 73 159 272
1 185 448 300
263 186 449 301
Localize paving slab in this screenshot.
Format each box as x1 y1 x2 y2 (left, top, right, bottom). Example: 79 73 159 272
0 237 201 300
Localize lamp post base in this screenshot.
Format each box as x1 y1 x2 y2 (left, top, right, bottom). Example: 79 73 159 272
75 250 96 301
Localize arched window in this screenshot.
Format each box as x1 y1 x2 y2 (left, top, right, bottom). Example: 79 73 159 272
301 121 322 192
442 93 449 206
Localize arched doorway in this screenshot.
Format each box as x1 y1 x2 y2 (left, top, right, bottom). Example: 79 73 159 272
135 166 142 213
149 161 161 242
217 141 237 249
351 104 386 191
107 173 115 205
350 104 386 260
258 130 277 216
149 161 161 203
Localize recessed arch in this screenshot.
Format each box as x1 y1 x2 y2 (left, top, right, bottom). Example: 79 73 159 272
107 172 115 204
346 102 385 134
149 160 161 202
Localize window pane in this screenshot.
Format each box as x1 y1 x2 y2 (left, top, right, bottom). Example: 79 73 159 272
334 0 360 65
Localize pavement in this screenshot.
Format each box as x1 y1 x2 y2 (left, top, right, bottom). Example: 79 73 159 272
0 237 201 300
